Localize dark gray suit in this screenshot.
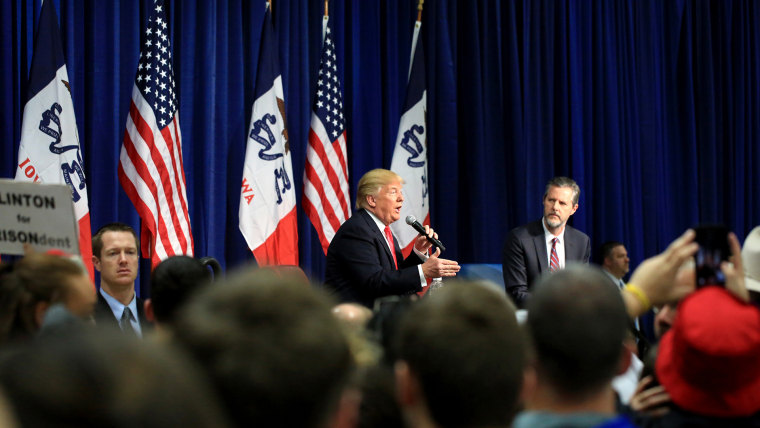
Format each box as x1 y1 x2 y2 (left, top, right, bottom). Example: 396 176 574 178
93 290 150 333
324 209 424 308
502 219 590 308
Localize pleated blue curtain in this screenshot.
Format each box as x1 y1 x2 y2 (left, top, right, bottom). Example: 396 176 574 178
2 1 759 297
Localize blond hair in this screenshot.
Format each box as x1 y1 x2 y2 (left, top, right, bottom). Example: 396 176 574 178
355 169 403 210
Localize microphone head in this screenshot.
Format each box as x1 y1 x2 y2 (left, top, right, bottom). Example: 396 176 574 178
406 215 417 225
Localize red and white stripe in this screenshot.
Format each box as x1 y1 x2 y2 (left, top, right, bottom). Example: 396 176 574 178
118 86 193 267
303 119 351 253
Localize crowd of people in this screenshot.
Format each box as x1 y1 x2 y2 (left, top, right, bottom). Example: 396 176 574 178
0 173 759 427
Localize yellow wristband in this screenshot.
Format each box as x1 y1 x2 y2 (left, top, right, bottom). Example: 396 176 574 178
624 283 651 312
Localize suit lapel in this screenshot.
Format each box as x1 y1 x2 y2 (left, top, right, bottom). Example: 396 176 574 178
95 291 120 327
359 210 396 269
564 227 577 261
533 233 548 273
392 230 404 267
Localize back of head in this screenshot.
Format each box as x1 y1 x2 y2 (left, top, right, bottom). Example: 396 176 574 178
0 330 228 428
526 265 628 398
0 253 88 345
396 280 525 427
173 268 352 428
150 255 211 325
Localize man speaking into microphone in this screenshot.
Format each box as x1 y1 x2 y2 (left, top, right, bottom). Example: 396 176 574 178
325 169 460 308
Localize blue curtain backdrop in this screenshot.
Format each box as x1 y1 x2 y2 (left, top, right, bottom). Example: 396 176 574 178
2 0 759 296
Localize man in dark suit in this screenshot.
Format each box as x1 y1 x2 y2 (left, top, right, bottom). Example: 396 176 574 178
502 177 591 308
325 169 460 308
91 223 150 336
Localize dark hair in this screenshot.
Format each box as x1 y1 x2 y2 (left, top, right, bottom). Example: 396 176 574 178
356 365 405 428
395 280 525 427
544 176 580 205
598 241 624 265
527 265 629 398
0 330 229 427
173 268 352 428
0 253 86 345
92 222 138 259
150 256 211 325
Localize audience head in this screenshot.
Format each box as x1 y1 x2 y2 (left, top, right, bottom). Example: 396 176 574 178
147 255 211 327
0 330 228 427
356 365 405 428
0 253 94 345
173 268 353 428
332 302 373 333
653 302 677 340
599 241 630 279
91 222 139 291
656 286 760 418
526 265 629 399
394 280 525 427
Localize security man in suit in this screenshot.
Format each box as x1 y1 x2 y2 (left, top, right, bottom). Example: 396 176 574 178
92 222 150 336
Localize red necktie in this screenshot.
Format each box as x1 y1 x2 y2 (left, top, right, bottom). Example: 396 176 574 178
550 238 560 272
384 226 399 269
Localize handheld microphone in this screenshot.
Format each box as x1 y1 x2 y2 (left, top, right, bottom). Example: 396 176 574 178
406 215 446 252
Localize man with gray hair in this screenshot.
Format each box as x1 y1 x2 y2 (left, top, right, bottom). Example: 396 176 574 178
502 176 590 307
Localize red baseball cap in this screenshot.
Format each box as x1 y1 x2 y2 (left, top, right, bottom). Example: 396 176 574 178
656 287 760 417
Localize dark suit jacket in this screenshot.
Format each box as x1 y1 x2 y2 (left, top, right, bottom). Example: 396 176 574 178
324 209 424 308
502 219 591 308
94 290 151 333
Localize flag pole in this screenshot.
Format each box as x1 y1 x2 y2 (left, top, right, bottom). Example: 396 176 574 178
417 0 424 22
268 0 271 12
324 0 328 16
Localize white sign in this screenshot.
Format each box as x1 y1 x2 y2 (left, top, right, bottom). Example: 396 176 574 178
0 179 79 256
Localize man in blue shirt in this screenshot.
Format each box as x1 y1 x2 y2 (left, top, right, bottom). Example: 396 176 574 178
91 222 149 337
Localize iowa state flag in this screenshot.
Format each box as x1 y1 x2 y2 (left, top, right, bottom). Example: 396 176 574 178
390 20 429 257
239 3 298 265
15 0 94 280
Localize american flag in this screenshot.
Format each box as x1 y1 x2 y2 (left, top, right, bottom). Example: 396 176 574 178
302 16 351 254
118 0 193 267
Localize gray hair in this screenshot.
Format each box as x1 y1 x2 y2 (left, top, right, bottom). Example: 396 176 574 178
544 177 580 205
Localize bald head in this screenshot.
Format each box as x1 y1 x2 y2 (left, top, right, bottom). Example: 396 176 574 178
332 303 373 332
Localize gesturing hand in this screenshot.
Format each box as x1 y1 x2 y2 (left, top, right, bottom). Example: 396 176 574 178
421 247 460 278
